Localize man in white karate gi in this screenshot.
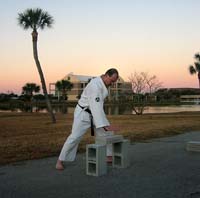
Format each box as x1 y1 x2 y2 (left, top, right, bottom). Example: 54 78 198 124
56 68 119 170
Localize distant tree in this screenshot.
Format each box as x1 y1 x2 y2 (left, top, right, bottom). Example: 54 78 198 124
129 72 162 115
155 88 200 102
22 83 40 100
55 80 73 101
0 93 18 102
145 73 163 95
189 53 200 88
17 8 56 123
155 88 171 101
33 94 45 101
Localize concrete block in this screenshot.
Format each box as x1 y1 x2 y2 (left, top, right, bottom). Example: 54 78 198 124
86 144 107 176
95 134 123 145
112 139 130 168
186 141 200 152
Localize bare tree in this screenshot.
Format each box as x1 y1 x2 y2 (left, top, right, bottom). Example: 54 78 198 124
143 72 163 94
128 72 162 115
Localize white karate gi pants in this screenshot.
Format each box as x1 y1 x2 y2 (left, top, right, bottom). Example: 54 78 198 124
59 105 113 161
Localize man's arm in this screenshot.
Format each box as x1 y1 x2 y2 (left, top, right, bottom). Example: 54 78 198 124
88 85 109 128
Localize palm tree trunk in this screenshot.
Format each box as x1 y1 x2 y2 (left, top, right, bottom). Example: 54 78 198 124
198 72 200 89
198 79 200 89
32 31 56 123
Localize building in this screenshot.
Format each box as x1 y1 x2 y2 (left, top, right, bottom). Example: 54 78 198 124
180 95 200 104
49 72 132 101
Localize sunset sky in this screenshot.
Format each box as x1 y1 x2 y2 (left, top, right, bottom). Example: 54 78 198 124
1 0 200 94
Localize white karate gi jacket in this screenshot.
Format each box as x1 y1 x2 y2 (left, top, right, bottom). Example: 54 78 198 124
78 76 110 128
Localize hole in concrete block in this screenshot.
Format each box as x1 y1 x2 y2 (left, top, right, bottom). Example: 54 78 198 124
114 156 122 166
88 162 96 174
113 142 122 154
88 148 96 160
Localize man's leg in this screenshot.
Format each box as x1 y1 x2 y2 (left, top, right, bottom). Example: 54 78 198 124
95 128 114 162
56 107 91 170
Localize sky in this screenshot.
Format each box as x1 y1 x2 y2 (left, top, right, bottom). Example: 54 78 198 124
1 0 200 94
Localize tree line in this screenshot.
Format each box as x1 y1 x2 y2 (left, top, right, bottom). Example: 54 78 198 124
0 80 73 102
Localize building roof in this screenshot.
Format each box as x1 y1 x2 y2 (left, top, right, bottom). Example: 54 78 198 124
63 73 95 82
63 72 125 83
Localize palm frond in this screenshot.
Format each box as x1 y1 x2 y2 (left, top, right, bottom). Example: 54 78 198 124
195 53 200 61
17 12 33 29
17 8 54 31
189 65 196 74
39 11 54 29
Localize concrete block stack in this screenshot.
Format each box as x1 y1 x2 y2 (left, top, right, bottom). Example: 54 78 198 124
86 134 130 176
86 144 107 176
113 139 130 168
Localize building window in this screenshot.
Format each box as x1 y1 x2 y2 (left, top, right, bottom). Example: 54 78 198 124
81 83 84 88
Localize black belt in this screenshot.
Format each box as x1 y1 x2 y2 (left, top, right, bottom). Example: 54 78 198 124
78 104 94 136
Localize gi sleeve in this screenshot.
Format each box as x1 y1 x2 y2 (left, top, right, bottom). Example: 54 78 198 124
88 85 110 128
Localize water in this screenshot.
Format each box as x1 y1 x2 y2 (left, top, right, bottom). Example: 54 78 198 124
1 105 200 115
105 105 200 115
142 105 200 114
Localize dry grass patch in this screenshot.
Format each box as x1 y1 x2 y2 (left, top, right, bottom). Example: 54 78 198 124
1 112 200 165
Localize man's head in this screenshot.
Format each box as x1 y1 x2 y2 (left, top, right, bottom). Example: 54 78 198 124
102 68 119 87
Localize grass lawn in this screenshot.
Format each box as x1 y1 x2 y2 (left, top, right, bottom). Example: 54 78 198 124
1 111 200 165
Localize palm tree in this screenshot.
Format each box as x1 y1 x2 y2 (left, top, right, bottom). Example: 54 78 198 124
189 53 200 88
17 8 56 123
55 80 73 101
22 83 40 99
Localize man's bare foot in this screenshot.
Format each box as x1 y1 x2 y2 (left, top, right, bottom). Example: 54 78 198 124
56 160 64 170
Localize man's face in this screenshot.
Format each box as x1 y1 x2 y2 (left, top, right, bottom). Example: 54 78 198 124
104 73 118 87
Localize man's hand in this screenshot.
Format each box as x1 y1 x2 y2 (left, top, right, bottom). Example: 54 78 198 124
103 125 120 132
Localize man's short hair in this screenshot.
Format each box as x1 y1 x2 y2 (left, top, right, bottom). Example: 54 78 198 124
105 68 119 77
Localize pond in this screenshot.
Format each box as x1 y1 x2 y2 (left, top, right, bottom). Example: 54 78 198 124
105 105 200 115
141 105 200 114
